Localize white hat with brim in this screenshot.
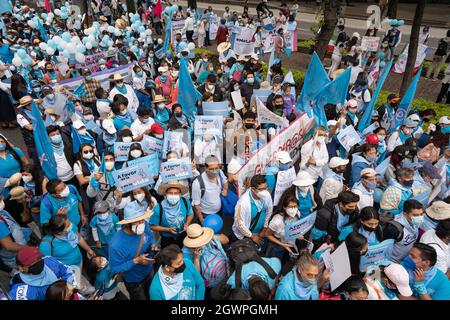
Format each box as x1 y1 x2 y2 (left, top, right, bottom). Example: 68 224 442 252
110 74 125 82
425 201 450 220
217 42 231 53
117 200 152 225
293 171 316 187
102 119 117 135
438 116 450 125
384 263 413 297
183 224 214 248
259 81 272 90
328 157 349 168
277 151 292 164
157 180 189 196
153 95 166 103
9 186 26 200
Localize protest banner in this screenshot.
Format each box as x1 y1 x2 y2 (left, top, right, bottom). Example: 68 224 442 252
112 163 154 193
361 36 380 52
171 19 186 43
113 142 136 162
232 27 257 56
162 131 184 157
208 16 219 41
202 101 229 117
367 60 380 88
256 96 284 127
161 157 194 183
127 153 160 177
284 212 317 242
231 90 244 110
359 239 395 271
141 135 163 156
337 125 361 152
393 43 429 74
252 89 273 103
75 48 118 72
236 113 315 195
322 242 352 291
273 167 296 205
194 116 223 136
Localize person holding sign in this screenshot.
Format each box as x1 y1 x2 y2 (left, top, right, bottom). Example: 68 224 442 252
339 207 382 246
150 180 194 249
275 250 329 300
319 157 349 203
300 126 329 181
345 232 369 276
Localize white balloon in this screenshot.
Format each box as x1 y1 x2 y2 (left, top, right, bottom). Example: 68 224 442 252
88 35 96 43
12 57 23 67
75 52 86 63
187 42 195 50
53 36 62 43
73 36 81 44
145 29 152 36
107 26 115 33
48 12 54 19
46 47 55 55
58 41 67 50
114 30 121 37
66 43 76 53
39 42 48 50
27 20 37 28
108 40 114 47
54 9 62 16
85 42 93 50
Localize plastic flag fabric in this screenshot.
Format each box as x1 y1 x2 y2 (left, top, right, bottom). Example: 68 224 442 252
177 57 202 123
391 66 423 132
358 59 393 132
313 68 351 129
30 102 58 179
71 126 82 154
297 52 330 117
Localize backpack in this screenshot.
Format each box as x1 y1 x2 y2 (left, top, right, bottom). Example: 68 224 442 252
227 238 277 288
435 38 449 56
41 184 78 215
195 173 224 199
200 238 230 288
384 220 404 242
159 197 188 225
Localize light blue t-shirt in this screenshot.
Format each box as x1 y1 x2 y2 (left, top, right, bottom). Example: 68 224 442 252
0 147 24 178
227 257 281 290
90 214 120 245
150 198 193 238
410 268 450 300
39 225 82 267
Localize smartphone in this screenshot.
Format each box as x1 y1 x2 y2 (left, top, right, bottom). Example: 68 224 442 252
146 249 159 260
93 283 105 298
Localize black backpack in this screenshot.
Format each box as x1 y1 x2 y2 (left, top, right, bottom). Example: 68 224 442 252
227 238 277 288
435 38 449 56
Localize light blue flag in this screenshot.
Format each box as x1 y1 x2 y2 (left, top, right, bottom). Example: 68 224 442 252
297 52 330 117
313 68 351 130
163 10 174 52
98 153 105 174
358 59 393 132
71 126 82 154
29 102 58 179
390 66 423 132
74 83 88 98
178 57 202 123
35 17 48 41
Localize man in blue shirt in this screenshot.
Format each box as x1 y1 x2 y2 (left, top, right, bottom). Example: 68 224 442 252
109 201 155 300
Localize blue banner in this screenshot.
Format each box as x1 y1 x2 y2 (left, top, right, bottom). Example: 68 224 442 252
359 239 395 271
284 212 317 242
127 153 160 177
202 101 229 117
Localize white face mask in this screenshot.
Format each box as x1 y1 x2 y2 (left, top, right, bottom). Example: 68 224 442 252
130 150 142 158
98 212 109 220
105 161 115 171
78 129 87 136
132 223 145 235
256 190 269 199
316 136 326 144
134 193 145 202
155 134 164 139
46 93 55 100
157 103 166 110
83 151 94 160
59 186 70 198
166 194 181 205
377 135 386 142
22 175 33 183
122 136 133 143
286 207 299 218
0 200 4 211
99 257 108 269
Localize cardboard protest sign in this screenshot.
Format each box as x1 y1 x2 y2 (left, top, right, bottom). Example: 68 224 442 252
361 36 380 52
231 90 244 110
113 142 135 162
359 239 395 271
322 242 352 291
256 96 284 126
112 163 154 193
162 131 183 158
194 116 223 136
273 167 296 205
202 101 229 117
160 157 193 183
337 125 361 152
393 44 429 74
233 26 257 56
284 212 317 242
253 89 273 103
127 153 160 177
141 135 163 156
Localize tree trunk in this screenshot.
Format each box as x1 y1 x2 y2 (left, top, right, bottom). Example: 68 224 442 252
187 0 197 10
386 0 398 18
126 0 136 13
316 0 340 61
399 0 426 96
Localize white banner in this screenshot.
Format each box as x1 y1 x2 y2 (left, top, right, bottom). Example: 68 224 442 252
393 43 429 74
209 16 219 41
361 36 380 52
171 19 186 43
367 60 380 88
233 27 257 56
256 96 284 127
236 114 315 195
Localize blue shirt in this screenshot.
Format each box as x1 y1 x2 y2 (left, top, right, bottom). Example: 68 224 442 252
0 147 24 178
275 268 319 300
149 259 205 300
227 257 281 290
39 225 82 267
90 214 120 244
113 117 132 131
150 198 193 238
95 263 118 294
109 223 154 283
0 43 13 64
410 268 450 300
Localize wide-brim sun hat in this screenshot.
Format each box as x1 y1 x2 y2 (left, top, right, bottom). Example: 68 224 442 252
425 201 450 221
117 200 152 225
217 42 231 53
110 74 125 82
183 224 214 248
293 171 316 187
157 180 189 196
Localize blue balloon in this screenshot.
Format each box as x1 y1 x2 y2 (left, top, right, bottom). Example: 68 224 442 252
82 37 89 44
138 26 146 33
61 6 68 13
42 13 47 19
203 214 223 234
62 32 71 42
61 13 68 20
91 41 98 47
63 49 71 58
76 44 86 53
47 40 57 49
178 41 187 51
17 49 27 58
23 57 33 65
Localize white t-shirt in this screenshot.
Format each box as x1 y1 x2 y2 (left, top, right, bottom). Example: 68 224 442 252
420 229 450 274
191 171 227 215
130 118 155 139
54 152 74 182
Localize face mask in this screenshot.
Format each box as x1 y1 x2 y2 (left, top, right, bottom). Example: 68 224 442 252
316 136 326 144
46 93 55 100
401 179 414 188
257 190 269 199
303 277 318 286
98 212 109 220
175 112 183 118
99 257 108 269
59 186 70 198
116 82 124 88
244 123 254 129
362 224 376 232
279 162 292 171
22 175 33 183
286 207 298 218
207 169 219 177
441 126 450 134
136 71 143 77
47 68 54 73
202 58 208 62
155 134 164 139
130 150 142 158
27 259 45 275
247 78 254 84
366 154 378 162
402 128 412 135
135 193 145 202
83 151 94 160
0 200 4 211
78 129 87 136
410 215 424 228
132 223 145 235
0 143 6 151
402 255 417 271
141 117 150 124
157 103 166 110
166 194 181 205
120 110 127 115
343 207 356 215
122 136 133 143
365 181 377 190
207 84 215 91
105 161 115 171
173 263 186 274
377 135 386 142
33 87 41 93
85 76 92 81
50 134 62 144
234 85 240 91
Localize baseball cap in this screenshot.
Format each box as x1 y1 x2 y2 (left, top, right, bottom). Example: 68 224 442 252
360 168 379 178
327 120 337 127
384 263 413 297
102 119 117 135
276 151 292 164
366 133 380 145
72 120 85 130
94 200 110 214
150 123 164 134
329 157 349 168
17 247 43 267
403 118 418 128
438 116 450 125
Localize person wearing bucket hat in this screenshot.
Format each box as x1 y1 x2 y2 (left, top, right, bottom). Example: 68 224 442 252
89 200 120 255
153 96 170 129
218 41 236 65
108 73 139 113
182 224 229 289
109 201 155 300
320 157 349 203
420 201 450 233
150 180 193 249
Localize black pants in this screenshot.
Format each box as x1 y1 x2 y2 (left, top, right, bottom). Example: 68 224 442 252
155 22 163 35
436 82 450 104
186 30 194 43
205 33 211 46
124 275 152 300
160 232 186 249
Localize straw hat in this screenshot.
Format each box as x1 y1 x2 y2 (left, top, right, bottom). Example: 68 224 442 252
9 186 26 200
18 95 32 108
110 73 125 82
426 201 450 221
217 42 231 53
153 95 166 103
6 173 22 187
183 224 214 248
115 19 126 29
157 180 189 196
99 16 108 22
293 171 316 187
117 201 151 225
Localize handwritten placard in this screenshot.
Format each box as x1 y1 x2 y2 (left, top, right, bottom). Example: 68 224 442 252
284 211 317 242
160 157 193 183
194 116 223 136
112 163 154 193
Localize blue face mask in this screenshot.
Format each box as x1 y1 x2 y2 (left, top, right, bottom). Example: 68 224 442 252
402 255 417 271
441 126 450 134
0 143 6 151
365 181 377 190
136 71 143 77
279 162 292 171
50 134 62 144
85 76 92 81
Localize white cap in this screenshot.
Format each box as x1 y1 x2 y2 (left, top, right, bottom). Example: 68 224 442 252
277 151 292 164
407 114 421 122
72 120 85 130
438 116 450 125
352 32 361 40
345 99 358 108
158 66 168 73
293 171 316 187
384 263 413 297
327 120 337 127
328 157 349 168
102 119 117 135
360 168 379 178
227 159 242 175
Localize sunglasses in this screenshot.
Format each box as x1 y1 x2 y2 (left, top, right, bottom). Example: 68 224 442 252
115 80 123 84
82 150 93 154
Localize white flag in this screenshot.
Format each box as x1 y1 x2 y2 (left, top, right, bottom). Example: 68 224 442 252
256 96 284 126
